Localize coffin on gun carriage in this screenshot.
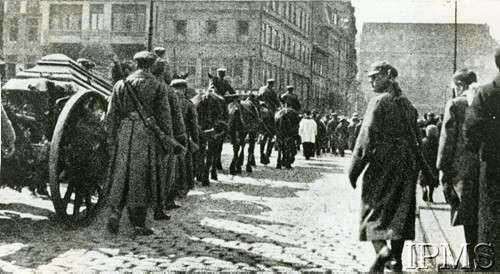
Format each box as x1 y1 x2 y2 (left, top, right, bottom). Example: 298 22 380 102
1 54 112 225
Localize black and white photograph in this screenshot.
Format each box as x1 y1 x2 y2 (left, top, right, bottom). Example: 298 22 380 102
1 0 500 272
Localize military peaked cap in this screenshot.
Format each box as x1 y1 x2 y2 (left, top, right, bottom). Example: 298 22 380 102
133 51 157 62
170 79 188 88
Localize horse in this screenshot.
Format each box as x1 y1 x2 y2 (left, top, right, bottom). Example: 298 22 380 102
258 102 276 165
206 74 274 175
191 85 228 185
274 107 300 169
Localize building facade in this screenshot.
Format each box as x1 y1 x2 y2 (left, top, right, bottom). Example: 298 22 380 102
2 0 42 79
17 0 357 111
359 23 499 114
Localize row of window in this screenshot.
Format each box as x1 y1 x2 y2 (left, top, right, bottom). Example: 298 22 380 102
4 0 38 14
261 23 310 64
174 20 249 37
267 1 311 35
48 4 147 33
174 59 246 87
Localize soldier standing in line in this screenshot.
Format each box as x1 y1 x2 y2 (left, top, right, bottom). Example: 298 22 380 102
171 79 199 194
152 47 172 85
258 79 281 113
106 51 172 236
280 85 301 111
152 51 188 215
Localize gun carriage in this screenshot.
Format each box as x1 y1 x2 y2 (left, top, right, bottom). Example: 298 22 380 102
1 54 112 225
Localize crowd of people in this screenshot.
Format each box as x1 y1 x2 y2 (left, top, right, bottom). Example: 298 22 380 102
349 49 500 272
3 44 500 271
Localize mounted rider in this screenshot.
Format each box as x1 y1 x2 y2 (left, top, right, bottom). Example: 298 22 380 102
258 79 281 113
280 85 301 111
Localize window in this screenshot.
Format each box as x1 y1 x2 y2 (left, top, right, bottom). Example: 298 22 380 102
268 26 273 47
90 4 104 30
9 18 18 41
206 20 217 35
261 23 266 44
274 29 279 49
27 18 38 42
237 20 249 36
175 20 187 35
112 4 146 33
49 4 83 31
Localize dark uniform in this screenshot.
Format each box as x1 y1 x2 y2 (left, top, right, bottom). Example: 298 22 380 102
171 79 199 195
258 80 280 113
465 72 500 271
106 51 172 235
280 86 301 111
152 47 172 85
152 54 187 215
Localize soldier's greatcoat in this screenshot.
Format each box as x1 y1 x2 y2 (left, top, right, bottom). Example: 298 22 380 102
437 94 479 226
176 95 199 193
465 74 500 270
106 70 172 210
349 83 419 241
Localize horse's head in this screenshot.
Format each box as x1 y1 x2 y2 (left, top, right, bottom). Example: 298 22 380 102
207 72 224 95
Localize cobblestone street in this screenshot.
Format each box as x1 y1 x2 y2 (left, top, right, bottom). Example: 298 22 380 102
1 144 393 272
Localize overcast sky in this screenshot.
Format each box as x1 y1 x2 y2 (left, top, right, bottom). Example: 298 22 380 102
351 0 500 42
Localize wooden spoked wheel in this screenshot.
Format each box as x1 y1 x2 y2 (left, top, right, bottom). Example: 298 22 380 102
49 90 109 225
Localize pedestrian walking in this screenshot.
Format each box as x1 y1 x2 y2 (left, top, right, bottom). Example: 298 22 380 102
326 113 339 155
418 124 439 203
106 51 174 236
299 110 317 160
348 115 361 151
464 49 500 271
349 61 421 272
335 117 349 157
437 68 480 268
314 113 326 156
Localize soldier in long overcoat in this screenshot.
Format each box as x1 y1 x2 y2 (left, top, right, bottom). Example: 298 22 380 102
465 49 500 271
437 68 480 269
106 51 173 236
152 55 187 215
171 79 199 194
349 62 420 272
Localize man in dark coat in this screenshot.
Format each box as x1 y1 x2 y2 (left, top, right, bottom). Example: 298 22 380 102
152 51 188 216
171 79 199 195
214 68 235 96
326 113 339 155
106 51 173 236
335 117 349 157
464 49 500 271
437 68 480 269
258 79 281 113
152 47 172 85
349 61 420 272
280 85 301 111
